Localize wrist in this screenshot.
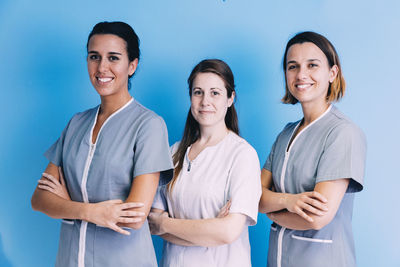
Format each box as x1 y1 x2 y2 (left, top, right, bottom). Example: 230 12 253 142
161 216 171 234
80 203 92 221
279 193 289 209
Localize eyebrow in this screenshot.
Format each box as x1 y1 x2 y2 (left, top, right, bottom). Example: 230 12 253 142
192 87 223 91
88 51 122 55
287 59 321 64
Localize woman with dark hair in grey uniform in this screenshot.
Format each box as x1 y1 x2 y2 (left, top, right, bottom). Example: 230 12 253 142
259 31 366 267
31 21 173 267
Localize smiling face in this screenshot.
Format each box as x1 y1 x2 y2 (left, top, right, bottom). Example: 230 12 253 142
87 34 137 97
190 72 234 129
285 42 338 107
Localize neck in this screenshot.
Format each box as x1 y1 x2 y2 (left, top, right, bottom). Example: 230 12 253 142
197 122 229 146
99 90 132 117
300 100 330 126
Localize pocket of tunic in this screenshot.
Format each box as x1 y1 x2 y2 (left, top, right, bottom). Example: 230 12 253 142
267 224 279 267
55 220 75 266
288 232 333 267
61 219 74 225
291 234 332 243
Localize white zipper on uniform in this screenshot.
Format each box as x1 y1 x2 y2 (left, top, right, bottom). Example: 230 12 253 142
78 143 96 267
276 105 332 267
77 98 133 267
277 151 289 267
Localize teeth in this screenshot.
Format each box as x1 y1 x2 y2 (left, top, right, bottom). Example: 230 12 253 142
98 77 113 83
297 84 310 89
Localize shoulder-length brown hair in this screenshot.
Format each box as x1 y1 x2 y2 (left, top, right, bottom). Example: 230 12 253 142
282 31 346 104
167 59 239 192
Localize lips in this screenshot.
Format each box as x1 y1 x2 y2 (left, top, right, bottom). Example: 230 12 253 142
295 83 313 90
96 77 114 83
199 110 214 114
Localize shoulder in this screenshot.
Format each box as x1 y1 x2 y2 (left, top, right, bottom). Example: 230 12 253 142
327 106 366 140
128 100 167 130
67 106 98 126
225 132 259 159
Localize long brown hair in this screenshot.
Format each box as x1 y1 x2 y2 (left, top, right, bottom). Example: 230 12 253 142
167 59 239 192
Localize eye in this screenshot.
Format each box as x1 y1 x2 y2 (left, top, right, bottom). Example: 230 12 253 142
211 91 220 96
192 89 202 96
109 56 119 61
89 54 100 60
309 63 318 68
287 65 296 70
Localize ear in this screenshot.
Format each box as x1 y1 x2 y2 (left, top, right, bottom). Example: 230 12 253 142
329 65 339 83
128 58 139 76
227 91 235 107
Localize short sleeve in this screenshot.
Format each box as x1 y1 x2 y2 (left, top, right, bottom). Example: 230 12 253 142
133 116 174 185
228 145 262 226
152 185 168 211
316 123 367 193
43 120 71 167
263 139 277 172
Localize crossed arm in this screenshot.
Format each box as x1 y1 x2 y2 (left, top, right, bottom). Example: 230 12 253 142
31 162 159 235
258 169 349 230
148 201 247 247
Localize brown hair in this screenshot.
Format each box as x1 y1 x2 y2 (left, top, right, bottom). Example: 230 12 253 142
167 59 239 192
282 31 346 104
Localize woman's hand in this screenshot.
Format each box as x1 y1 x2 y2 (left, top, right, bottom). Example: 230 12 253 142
38 167 70 200
217 200 232 218
87 200 145 235
148 211 169 235
284 191 328 222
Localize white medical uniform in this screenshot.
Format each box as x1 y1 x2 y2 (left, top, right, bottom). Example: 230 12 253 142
153 132 261 267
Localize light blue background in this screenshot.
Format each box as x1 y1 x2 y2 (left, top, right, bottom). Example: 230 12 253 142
0 0 398 266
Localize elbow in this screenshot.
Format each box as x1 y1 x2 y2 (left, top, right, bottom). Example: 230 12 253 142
309 215 333 230
31 193 40 211
220 233 240 245
218 225 243 245
258 201 269 214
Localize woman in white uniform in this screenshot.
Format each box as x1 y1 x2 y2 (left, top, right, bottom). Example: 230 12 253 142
31 21 173 267
148 59 261 267
259 32 366 267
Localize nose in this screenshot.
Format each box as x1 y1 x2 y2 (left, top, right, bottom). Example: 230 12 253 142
296 66 308 80
97 58 108 73
200 93 211 106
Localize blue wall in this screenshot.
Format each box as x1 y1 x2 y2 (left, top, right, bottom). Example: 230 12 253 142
0 0 399 266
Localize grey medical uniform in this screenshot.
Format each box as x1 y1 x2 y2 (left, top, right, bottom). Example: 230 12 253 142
45 99 173 267
264 106 366 267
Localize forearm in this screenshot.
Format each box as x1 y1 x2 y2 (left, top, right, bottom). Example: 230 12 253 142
259 187 289 213
31 189 88 220
163 214 245 247
159 233 196 247
259 169 288 213
268 210 322 230
119 172 159 230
